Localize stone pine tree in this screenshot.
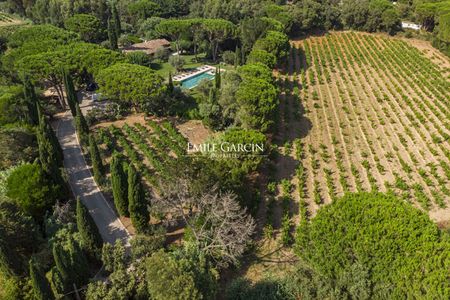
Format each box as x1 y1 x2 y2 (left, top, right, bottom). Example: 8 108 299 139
110 153 129 217
23 77 39 125
74 103 89 148
29 259 54 300
234 45 241 67
89 134 104 185
62 68 77 117
76 197 103 257
128 164 149 233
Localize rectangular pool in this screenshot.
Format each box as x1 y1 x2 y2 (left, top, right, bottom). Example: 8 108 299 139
181 71 215 89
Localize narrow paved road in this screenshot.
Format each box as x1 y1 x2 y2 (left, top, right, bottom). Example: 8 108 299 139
56 103 131 246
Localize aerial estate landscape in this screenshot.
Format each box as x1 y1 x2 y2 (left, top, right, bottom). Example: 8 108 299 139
0 0 449 299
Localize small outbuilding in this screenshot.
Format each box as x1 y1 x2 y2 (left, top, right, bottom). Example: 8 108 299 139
122 39 171 56
402 22 421 31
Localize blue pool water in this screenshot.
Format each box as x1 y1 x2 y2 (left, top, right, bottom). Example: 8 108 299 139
181 72 215 89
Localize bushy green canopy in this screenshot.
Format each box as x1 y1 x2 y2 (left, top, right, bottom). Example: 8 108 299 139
16 42 125 81
96 63 166 110
295 192 450 299
64 14 102 43
240 61 274 81
236 77 278 132
253 30 290 60
212 128 267 173
247 49 277 69
437 12 450 42
6 24 78 48
6 163 58 218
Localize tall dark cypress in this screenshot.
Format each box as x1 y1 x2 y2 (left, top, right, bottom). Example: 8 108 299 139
107 1 120 50
23 78 39 125
235 45 241 67
92 0 109 26
89 134 104 185
52 243 70 291
215 67 221 89
0 236 21 276
37 105 66 194
168 71 174 94
75 103 89 148
111 1 121 37
37 105 63 166
29 259 54 300
76 197 102 257
62 68 77 117
107 18 118 50
128 164 149 233
52 236 88 292
110 153 129 217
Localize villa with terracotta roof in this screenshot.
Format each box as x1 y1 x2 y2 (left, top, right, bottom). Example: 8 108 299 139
121 39 171 56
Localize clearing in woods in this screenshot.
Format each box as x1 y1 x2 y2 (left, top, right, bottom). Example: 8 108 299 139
244 31 450 281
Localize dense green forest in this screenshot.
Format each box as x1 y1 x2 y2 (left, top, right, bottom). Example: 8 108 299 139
0 0 449 299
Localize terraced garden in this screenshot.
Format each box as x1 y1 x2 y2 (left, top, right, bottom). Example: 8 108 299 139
272 31 450 230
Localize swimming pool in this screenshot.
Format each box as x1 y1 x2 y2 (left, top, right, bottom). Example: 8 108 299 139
181 71 215 89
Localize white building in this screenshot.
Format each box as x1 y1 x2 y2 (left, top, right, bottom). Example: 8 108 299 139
402 22 421 31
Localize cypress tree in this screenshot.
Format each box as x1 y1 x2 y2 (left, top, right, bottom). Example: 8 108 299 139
89 134 104 185
37 105 66 194
208 88 217 104
62 68 77 117
75 103 89 148
110 153 129 217
53 236 88 291
0 237 21 276
68 237 89 286
49 266 65 296
52 243 70 291
111 1 121 37
215 67 221 89
168 71 174 94
37 105 63 166
23 77 39 125
29 259 54 300
76 197 103 257
107 18 118 50
235 45 241 67
128 164 149 233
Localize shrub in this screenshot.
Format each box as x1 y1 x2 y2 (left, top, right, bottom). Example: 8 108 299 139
222 50 235 65
6 163 58 218
169 55 185 72
295 192 450 299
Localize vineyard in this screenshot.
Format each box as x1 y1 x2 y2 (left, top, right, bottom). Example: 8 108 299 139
273 31 450 229
0 12 22 26
94 119 188 194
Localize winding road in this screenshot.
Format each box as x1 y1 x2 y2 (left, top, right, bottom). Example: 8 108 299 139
55 100 131 246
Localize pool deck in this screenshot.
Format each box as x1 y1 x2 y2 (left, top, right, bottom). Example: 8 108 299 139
173 65 216 82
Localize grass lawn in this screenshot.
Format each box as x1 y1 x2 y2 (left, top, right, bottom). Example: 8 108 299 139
151 52 235 79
